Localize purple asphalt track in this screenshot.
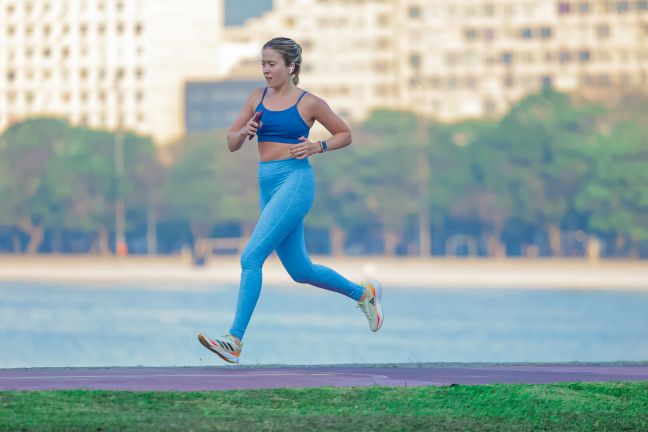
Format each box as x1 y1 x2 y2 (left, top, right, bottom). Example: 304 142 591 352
1 364 647 391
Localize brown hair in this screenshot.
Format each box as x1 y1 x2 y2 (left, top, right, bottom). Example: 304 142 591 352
263 37 302 85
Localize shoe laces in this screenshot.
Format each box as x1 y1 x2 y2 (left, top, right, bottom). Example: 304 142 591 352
222 334 242 350
357 297 372 320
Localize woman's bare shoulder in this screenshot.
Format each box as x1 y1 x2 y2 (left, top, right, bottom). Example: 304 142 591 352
248 87 266 106
299 89 329 110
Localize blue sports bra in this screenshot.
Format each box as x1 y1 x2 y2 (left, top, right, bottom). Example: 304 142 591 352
255 87 311 144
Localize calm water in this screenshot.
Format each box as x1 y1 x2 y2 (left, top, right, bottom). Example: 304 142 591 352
1 281 647 368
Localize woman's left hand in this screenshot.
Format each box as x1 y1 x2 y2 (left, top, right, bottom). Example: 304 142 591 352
290 137 321 159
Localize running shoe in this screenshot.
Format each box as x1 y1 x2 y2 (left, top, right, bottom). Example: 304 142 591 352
357 279 384 332
197 332 242 364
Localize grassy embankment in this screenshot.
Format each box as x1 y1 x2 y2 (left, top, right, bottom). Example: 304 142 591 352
1 381 647 431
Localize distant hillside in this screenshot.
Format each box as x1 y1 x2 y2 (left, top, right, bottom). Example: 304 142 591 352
225 0 273 26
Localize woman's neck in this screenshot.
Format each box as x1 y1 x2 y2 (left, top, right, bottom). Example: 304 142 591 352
271 81 298 97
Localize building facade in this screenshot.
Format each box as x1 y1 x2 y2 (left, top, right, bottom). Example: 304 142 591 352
185 80 265 132
222 0 648 123
0 0 224 144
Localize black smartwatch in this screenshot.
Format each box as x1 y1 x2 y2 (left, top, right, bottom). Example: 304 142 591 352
320 140 328 153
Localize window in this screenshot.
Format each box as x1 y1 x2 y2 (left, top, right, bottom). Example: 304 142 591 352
465 29 477 41
598 74 611 86
617 1 629 13
7 71 16 82
559 51 571 63
541 76 552 88
558 2 571 14
579 50 591 62
502 52 513 64
483 99 496 114
596 24 610 39
540 27 552 39
409 6 421 18
410 53 421 68
521 28 533 39
578 2 590 13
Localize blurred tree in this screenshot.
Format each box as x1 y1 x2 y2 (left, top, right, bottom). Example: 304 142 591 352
576 121 648 254
59 128 116 254
354 111 420 255
162 131 258 245
0 118 75 253
466 91 601 256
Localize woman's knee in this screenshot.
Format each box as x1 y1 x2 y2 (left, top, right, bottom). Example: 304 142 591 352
240 250 263 270
286 266 315 284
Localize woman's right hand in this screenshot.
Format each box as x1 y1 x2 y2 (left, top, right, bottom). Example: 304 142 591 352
244 112 263 140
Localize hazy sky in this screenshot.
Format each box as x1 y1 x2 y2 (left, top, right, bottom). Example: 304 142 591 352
226 0 273 26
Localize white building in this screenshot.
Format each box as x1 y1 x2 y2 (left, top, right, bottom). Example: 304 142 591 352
0 0 225 144
222 0 648 124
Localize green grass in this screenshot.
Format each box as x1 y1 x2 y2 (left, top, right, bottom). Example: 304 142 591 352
1 381 647 431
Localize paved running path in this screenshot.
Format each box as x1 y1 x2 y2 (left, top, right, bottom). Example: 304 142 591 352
1 364 647 391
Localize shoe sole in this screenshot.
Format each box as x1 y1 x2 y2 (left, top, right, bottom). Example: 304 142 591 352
197 333 239 364
368 280 384 332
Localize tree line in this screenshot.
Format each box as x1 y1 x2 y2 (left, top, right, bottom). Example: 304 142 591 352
0 90 646 257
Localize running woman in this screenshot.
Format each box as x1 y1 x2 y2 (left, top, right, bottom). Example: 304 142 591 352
198 37 383 364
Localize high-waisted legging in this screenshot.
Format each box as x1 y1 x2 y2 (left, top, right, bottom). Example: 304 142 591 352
229 158 365 340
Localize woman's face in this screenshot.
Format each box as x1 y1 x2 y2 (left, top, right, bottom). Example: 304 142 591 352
261 48 293 87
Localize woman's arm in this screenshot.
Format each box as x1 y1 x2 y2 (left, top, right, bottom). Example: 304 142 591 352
227 89 262 152
290 95 352 159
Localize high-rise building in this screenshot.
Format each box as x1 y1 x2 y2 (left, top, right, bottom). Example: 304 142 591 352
222 0 648 123
0 0 224 144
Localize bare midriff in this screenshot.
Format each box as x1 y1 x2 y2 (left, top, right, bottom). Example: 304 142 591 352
258 141 294 162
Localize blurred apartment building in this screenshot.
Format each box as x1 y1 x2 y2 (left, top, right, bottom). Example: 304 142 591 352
0 0 224 144
223 0 648 124
2 0 647 143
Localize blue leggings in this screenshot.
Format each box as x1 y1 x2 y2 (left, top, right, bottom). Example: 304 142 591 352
229 158 365 340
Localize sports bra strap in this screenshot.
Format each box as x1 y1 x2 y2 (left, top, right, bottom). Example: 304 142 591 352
295 91 308 106
260 87 268 104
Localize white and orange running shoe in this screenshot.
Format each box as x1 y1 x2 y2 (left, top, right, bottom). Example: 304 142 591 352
357 280 384 332
197 332 242 364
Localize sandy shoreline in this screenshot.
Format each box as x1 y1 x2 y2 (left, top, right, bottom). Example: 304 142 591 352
0 255 646 291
